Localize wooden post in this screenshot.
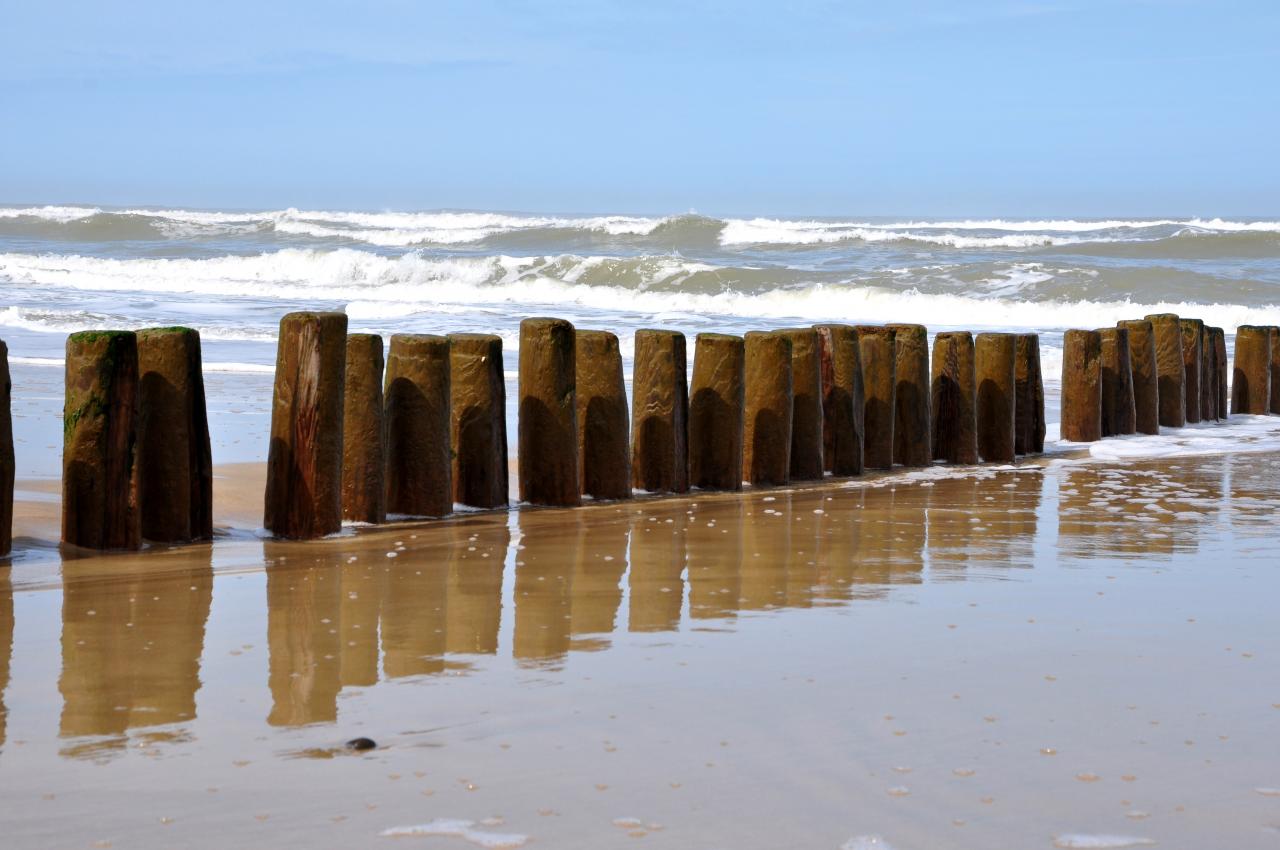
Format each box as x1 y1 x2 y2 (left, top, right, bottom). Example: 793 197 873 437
975 332 1016 462
930 331 977 464
1211 327 1228 419
1015 333 1046 454
1144 313 1185 428
63 331 140 550
341 333 385 523
1098 327 1137 437
518 318 579 507
384 334 452 518
631 329 689 494
1270 327 1280 415
264 312 347 539
778 328 824 481
743 331 792 486
855 326 896 470
813 324 863 476
136 327 213 543
1061 330 1102 442
576 330 629 500
1117 320 1159 435
886 324 931 467
0 342 12 556
449 333 508 509
689 333 745 491
1179 318 1204 424
1200 323 1217 422
1231 325 1272 415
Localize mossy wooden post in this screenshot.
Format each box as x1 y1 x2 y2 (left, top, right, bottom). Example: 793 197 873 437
886 323 931 467
856 326 896 469
264 312 346 539
342 333 385 523
518 318 579 507
1015 333 1046 454
1144 313 1185 428
1179 318 1204 424
1212 327 1228 419
1118 320 1159 435
1098 327 1137 437
743 331 792 486
814 324 863 476
1200 323 1217 422
975 333 1016 462
63 330 141 550
631 329 689 494
689 333 744 491
778 328 823 481
576 330 629 500
1231 325 1271 415
930 331 977 464
136 327 213 543
1061 329 1102 442
449 333 508 509
1269 327 1280 415
0 342 12 556
384 334 452 518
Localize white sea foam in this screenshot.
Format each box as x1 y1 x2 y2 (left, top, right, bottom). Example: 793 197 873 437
378 819 528 847
1052 835 1155 849
841 836 896 850
1062 416 1280 461
0 205 102 222
719 218 1090 248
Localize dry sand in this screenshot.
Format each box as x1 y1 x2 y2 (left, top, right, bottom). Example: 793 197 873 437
1 452 1279 848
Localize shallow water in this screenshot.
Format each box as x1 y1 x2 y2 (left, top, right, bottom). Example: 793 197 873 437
1 452 1278 848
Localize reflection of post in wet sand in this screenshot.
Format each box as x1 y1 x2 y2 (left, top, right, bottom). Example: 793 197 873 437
380 531 453 680
1 567 11 750
861 485 927 581
811 487 874 603
59 556 213 755
928 471 1042 574
266 547 343 727
570 514 626 651
738 492 791 611
628 506 687 632
445 522 508 657
513 513 580 666
686 498 743 622
925 476 980 574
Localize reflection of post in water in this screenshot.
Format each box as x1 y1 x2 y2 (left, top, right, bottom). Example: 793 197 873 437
812 487 873 603
782 490 826 609
1056 466 1178 560
570 514 626 650
686 498 744 621
1 567 11 750
513 513 580 666
338 555 383 688
628 506 687 632
59 557 213 753
445 521 508 656
266 547 343 727
978 471 1042 568
380 531 452 679
739 493 791 611
925 476 981 575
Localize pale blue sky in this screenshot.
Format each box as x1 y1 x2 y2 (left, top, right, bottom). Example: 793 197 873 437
2 0 1277 215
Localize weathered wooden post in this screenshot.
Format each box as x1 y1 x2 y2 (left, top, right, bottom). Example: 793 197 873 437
689 333 744 491
62 331 141 550
631 329 689 494
1015 333 1046 454
1231 325 1272 415
575 330 629 500
743 330 793 486
1211 327 1228 419
0 342 12 556
1270 327 1280 415
1061 329 1102 442
264 312 347 539
384 334 451 518
135 327 213 543
855 326 896 469
449 333 508 509
778 328 824 481
341 333 385 524
1200 323 1217 422
1179 318 1204 424
975 332 1017 462
930 331 977 464
1098 327 1137 437
886 323 931 467
1117 320 1159 435
518 318 579 507
813 324 863 477
1144 313 1185 428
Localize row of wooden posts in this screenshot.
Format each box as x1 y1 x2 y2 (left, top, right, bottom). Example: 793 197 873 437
16 313 1280 553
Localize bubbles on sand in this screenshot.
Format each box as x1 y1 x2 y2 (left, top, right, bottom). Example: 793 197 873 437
842 836 896 850
378 819 528 848
1052 835 1155 849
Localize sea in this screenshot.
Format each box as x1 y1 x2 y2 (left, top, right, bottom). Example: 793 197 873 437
2 205 1279 478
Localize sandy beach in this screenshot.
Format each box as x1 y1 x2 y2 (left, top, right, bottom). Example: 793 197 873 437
2 442 1279 849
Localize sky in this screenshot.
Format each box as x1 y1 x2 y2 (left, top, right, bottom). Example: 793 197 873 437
1 0 1278 216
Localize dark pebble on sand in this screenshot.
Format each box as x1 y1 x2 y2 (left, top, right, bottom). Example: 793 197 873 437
345 737 377 751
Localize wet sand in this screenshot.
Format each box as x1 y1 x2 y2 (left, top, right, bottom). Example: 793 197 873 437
1 453 1280 848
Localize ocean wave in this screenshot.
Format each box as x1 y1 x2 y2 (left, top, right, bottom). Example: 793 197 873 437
0 306 275 341
2 249 1276 333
